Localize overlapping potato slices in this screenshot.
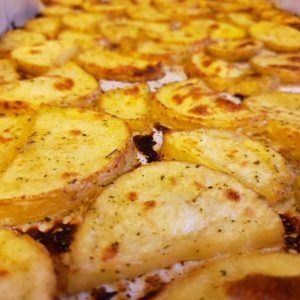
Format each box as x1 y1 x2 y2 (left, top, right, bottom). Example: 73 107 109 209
0 30 46 58
0 62 99 108
24 17 61 39
77 48 164 82
151 79 261 130
155 253 300 300
11 40 78 76
0 229 56 300
62 12 106 33
250 53 300 84
206 39 263 62
82 1 126 16
0 59 19 85
227 12 256 29
250 21 300 52
97 83 151 132
67 161 283 292
161 129 293 204
42 4 76 17
127 4 170 22
0 101 35 174
0 106 135 225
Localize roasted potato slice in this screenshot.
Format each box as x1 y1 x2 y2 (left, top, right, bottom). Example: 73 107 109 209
295 173 300 211
46 0 82 6
0 101 35 174
0 106 135 225
0 30 46 58
97 83 151 132
41 4 76 17
0 62 100 108
127 4 169 22
151 79 261 130
82 1 126 16
188 52 250 91
251 53 300 84
227 12 256 29
154 253 300 300
266 110 300 162
250 21 300 52
209 22 247 40
246 92 300 112
161 129 293 204
206 39 263 62
11 40 78 76
0 59 19 85
77 48 164 82
0 229 56 300
24 17 61 39
62 12 105 33
67 161 283 292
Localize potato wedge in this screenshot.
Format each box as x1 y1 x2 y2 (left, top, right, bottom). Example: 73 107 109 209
0 229 56 300
11 40 78 76
77 48 164 82
67 161 283 292
0 101 35 174
0 62 100 108
0 106 135 225
266 110 300 162
154 253 300 300
24 17 61 39
0 59 19 85
206 39 263 62
161 129 293 204
97 83 151 132
250 21 300 52
246 92 300 112
250 53 300 84
0 30 46 58
151 79 261 130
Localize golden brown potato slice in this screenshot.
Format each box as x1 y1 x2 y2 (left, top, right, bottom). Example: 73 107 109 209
161 129 293 204
250 21 300 52
0 62 99 108
0 101 35 174
151 79 261 130
0 59 19 85
127 4 170 22
82 1 126 16
250 53 300 84
206 39 263 62
24 17 61 39
188 52 250 91
67 161 283 292
295 173 300 211
266 109 300 162
97 83 151 132
77 48 164 82
0 106 135 225
11 40 78 76
227 12 256 29
0 229 56 300
209 22 247 40
246 92 300 112
154 253 300 300
0 30 46 58
41 4 76 17
62 12 106 33
47 0 82 6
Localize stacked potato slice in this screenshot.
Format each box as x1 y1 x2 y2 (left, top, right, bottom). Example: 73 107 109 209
0 0 299 299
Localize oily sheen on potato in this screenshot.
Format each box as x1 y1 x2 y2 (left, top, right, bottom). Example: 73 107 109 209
67 161 283 292
0 229 56 300
0 106 135 225
161 129 293 204
154 253 300 300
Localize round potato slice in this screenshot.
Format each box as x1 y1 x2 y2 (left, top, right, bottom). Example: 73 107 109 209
24 17 61 39
161 129 293 204
151 79 261 130
250 21 300 52
77 48 164 82
154 253 300 300
0 229 56 300
250 53 300 84
67 161 283 293
206 39 263 62
0 106 135 225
